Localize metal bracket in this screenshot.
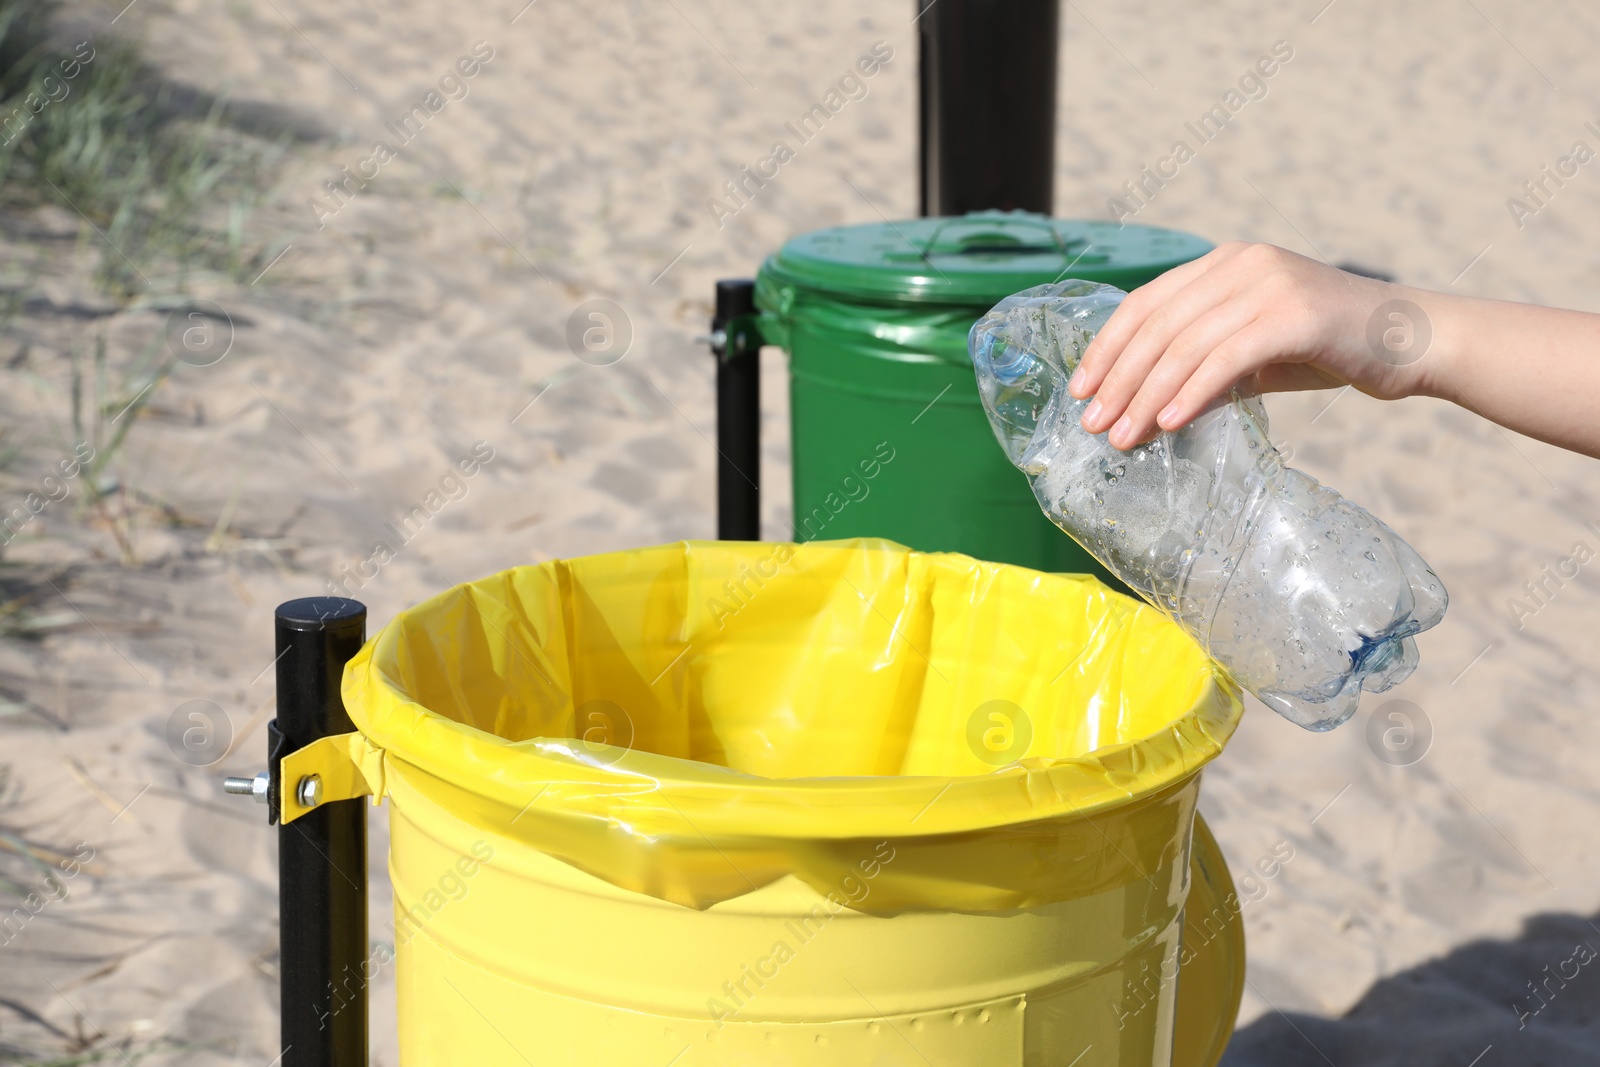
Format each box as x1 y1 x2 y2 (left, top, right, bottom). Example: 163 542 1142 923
266 718 286 825
711 312 763 364
277 731 386 825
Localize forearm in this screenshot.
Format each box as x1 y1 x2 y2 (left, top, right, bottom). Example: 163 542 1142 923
1416 289 1600 459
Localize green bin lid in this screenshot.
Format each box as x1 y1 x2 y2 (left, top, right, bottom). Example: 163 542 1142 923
759 211 1212 304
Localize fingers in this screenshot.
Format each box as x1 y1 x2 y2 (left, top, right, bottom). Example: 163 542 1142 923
1152 320 1284 435
1064 242 1346 449
1102 300 1267 449
1069 242 1249 401
1081 252 1259 439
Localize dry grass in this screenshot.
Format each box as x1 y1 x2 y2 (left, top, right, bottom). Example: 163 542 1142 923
0 0 288 300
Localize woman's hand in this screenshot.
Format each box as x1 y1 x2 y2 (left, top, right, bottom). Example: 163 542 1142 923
1069 242 1431 449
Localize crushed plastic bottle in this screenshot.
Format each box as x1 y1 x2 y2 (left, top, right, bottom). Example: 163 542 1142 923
969 280 1448 731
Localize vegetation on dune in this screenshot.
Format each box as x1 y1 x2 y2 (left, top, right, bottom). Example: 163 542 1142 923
0 0 289 300
0 0 296 623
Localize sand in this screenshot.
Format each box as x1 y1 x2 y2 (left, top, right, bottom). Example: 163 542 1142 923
1 0 1598 1063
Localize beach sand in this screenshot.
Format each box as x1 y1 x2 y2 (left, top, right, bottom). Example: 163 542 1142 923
1 0 1598 1063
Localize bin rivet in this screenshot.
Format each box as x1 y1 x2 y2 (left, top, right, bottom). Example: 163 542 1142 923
296 775 322 809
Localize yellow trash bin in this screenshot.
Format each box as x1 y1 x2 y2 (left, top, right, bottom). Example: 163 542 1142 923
283 539 1247 1066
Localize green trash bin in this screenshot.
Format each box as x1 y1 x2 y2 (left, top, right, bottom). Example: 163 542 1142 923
754 210 1212 582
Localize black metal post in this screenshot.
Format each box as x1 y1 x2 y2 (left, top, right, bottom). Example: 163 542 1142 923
711 279 761 540
273 597 368 1067
918 0 1060 216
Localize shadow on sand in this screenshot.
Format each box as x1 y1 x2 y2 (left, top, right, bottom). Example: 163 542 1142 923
1220 909 1600 1066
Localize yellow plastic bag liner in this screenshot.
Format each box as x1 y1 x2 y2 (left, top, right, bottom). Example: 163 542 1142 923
344 538 1240 910
338 539 1246 1066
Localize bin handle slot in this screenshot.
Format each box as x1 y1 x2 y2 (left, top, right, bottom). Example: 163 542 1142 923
915 216 1085 260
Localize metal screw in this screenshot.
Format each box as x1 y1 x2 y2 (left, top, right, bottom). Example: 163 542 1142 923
296 775 322 809
224 772 270 804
